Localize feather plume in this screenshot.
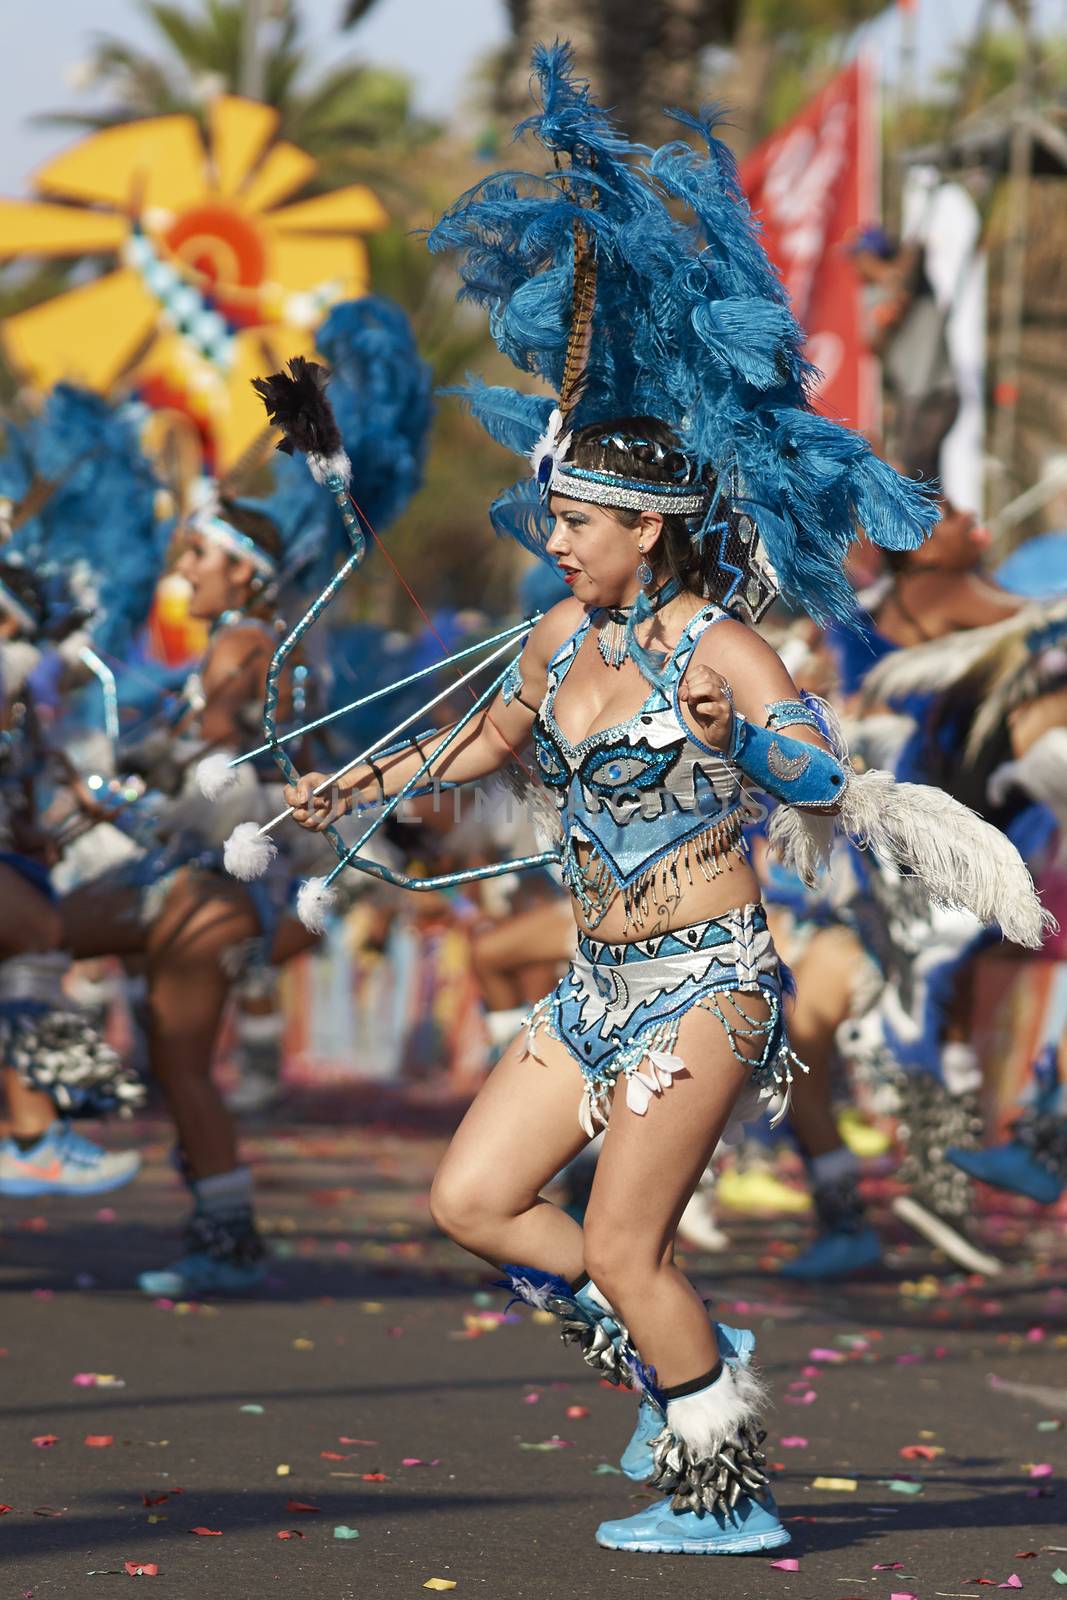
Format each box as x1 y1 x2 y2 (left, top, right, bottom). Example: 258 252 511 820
0 385 163 658
488 477 554 561
445 379 552 457
496 1264 573 1311
988 727 1067 825
426 43 937 619
261 296 432 593
252 357 351 485
767 805 835 888
963 600 1067 764
769 725 1053 947
840 769 1052 948
860 608 1044 709
559 212 598 428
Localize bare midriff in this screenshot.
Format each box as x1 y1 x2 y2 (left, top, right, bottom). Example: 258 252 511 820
566 838 762 943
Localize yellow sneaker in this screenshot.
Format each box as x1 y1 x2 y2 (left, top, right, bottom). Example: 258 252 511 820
837 1108 891 1159
717 1163 812 1216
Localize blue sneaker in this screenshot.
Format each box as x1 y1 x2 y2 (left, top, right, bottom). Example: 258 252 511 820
779 1225 882 1281
596 1491 790 1554
137 1253 265 1297
0 1122 140 1197
620 1322 756 1481
946 1142 1064 1206
137 1206 265 1297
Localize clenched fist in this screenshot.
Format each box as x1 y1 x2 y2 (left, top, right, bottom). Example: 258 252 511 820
284 772 351 831
678 664 735 751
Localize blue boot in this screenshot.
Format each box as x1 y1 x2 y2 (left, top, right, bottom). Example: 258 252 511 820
780 1164 882 1281
596 1490 790 1555
620 1322 756 1481
946 1047 1066 1207
779 1225 882 1281
604 1352 785 1553
946 1141 1064 1206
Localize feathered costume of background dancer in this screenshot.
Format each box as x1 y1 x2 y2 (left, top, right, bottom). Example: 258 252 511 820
0 385 158 1200
56 296 431 1299
868 598 1067 1220
274 45 1050 1557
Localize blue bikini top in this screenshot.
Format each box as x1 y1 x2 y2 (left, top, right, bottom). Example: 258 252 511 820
517 604 756 928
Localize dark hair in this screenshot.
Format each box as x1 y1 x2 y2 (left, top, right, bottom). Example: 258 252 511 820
216 497 284 569
0 561 46 635
566 416 737 603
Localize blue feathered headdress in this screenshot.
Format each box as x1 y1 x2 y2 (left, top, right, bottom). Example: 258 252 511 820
427 43 937 624
260 295 433 593
0 385 163 655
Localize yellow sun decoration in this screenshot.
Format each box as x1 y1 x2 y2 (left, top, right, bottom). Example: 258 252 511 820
0 96 387 469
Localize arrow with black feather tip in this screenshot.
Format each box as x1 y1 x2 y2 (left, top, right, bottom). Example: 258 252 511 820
251 357 351 486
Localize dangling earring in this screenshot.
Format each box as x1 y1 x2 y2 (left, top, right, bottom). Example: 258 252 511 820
636 546 654 587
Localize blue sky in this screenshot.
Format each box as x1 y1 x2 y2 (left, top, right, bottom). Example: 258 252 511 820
1 0 1063 196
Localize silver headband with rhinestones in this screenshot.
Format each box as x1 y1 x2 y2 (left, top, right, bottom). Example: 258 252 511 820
548 466 707 516
192 513 278 577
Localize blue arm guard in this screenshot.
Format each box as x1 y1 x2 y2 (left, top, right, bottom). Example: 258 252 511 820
729 716 846 810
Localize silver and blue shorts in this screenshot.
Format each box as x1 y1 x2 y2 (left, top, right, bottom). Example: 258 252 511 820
523 902 803 1134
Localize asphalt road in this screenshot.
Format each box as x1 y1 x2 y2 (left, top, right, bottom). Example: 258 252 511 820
1 1112 1065 1600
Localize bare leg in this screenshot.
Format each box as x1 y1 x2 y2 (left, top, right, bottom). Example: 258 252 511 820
786 925 863 1160
1 867 64 1137
430 1027 590 1275
145 871 260 1180
3 1070 59 1139
582 1003 751 1385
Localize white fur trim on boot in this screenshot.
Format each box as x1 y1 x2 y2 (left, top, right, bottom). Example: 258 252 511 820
665 1360 768 1459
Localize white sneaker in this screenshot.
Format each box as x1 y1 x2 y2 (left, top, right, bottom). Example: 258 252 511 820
677 1185 729 1252
0 1122 140 1197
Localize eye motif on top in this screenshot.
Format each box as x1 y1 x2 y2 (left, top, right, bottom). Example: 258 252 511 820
580 738 680 810
532 723 570 791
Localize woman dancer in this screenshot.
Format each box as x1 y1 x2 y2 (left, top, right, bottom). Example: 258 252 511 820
0 560 143 1194
289 415 849 1552
273 47 1051 1556
60 497 289 1294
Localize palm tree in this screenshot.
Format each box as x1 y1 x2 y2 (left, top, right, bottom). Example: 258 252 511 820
491 0 887 151
38 0 437 183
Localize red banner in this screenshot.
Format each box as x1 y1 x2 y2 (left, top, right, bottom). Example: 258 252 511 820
741 57 879 432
